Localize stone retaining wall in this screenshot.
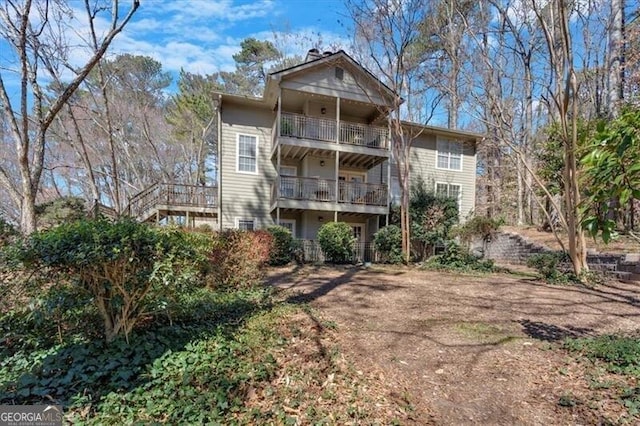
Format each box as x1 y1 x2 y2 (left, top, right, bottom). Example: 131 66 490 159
471 232 640 282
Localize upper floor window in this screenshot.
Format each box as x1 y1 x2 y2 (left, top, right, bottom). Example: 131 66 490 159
436 139 462 171
237 134 258 174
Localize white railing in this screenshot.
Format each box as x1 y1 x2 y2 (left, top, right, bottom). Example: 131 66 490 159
279 112 388 149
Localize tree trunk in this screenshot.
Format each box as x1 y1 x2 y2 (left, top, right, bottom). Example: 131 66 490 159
608 0 625 118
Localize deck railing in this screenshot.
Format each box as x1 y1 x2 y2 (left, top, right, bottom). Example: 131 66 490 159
272 176 387 207
275 176 336 202
338 181 387 206
279 112 388 149
280 113 336 143
127 183 217 220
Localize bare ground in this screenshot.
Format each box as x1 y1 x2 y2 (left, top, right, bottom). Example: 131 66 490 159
268 265 640 425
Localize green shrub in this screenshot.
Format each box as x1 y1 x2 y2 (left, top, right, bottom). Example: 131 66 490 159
564 334 640 376
317 222 355 264
374 225 403 264
209 230 273 288
35 196 86 229
526 252 572 284
18 219 195 342
409 178 459 261
266 225 294 266
453 215 504 245
424 241 496 273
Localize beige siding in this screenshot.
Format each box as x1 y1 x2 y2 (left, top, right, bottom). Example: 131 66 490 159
219 103 276 229
408 134 477 220
385 135 477 220
281 64 389 106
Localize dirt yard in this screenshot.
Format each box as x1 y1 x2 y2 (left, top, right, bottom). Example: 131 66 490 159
269 265 640 425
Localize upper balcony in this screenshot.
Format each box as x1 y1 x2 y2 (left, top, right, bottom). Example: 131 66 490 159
272 112 390 161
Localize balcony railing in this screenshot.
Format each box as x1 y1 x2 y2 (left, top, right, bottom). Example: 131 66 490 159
279 112 388 149
338 181 387 206
280 113 336 143
275 176 337 202
272 176 387 207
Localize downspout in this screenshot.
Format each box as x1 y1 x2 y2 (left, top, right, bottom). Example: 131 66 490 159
217 93 222 231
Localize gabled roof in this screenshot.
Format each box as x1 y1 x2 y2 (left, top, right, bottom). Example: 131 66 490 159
263 50 398 107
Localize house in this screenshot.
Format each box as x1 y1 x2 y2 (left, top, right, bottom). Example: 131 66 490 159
214 49 481 244
129 50 481 248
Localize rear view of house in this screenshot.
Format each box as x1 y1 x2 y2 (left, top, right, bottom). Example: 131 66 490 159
213 49 481 246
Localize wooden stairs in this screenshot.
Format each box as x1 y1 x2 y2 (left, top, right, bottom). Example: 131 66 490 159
91 182 218 225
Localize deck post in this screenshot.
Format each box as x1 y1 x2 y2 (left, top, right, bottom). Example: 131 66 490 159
186 210 190 228
335 151 340 204
156 210 160 225
336 97 340 144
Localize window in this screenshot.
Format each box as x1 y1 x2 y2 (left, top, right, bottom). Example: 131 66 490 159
436 182 462 212
236 218 255 231
237 134 258 174
278 219 295 236
335 67 344 80
436 139 462 171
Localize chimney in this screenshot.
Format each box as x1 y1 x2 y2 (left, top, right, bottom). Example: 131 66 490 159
323 51 332 56
305 48 321 62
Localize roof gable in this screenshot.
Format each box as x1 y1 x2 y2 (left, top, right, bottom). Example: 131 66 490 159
266 51 396 108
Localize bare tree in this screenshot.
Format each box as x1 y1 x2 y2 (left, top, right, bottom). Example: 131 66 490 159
532 0 589 275
608 0 626 117
347 0 443 262
0 0 139 234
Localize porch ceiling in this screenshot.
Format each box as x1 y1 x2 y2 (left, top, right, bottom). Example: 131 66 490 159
276 144 388 169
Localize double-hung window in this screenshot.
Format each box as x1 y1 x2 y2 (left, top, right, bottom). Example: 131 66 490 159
237 134 258 174
436 139 462 171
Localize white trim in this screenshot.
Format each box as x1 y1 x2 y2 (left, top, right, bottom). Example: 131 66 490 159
278 219 296 236
236 133 259 175
235 217 256 231
435 137 463 171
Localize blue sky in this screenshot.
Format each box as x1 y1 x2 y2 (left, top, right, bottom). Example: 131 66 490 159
108 0 352 75
0 0 353 101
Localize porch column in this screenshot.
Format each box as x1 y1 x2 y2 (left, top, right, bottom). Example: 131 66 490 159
186 210 190 228
276 143 281 219
277 88 282 138
336 97 340 144
335 150 340 205
216 93 222 231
